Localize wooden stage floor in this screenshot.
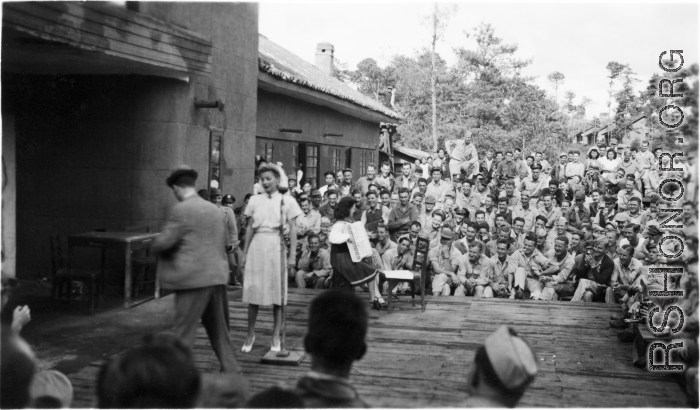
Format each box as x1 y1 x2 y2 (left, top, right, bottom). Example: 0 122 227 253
68 288 688 407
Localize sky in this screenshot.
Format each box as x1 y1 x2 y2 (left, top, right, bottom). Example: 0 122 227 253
259 1 699 119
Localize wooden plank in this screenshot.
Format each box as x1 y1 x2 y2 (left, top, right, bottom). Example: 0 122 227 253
65 289 687 407
4 4 211 75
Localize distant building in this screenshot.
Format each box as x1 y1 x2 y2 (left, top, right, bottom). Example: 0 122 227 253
573 114 650 149
393 146 430 168
256 36 401 188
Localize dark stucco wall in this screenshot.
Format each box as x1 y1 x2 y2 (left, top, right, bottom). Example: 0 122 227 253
4 3 258 278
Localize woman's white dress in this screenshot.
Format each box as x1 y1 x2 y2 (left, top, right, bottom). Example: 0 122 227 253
243 192 302 306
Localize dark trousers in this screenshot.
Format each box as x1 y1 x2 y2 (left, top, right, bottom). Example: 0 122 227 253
174 285 241 373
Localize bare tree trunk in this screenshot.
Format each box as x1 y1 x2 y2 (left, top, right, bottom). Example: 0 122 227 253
431 3 438 152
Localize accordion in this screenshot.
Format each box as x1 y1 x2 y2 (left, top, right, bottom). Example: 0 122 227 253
344 221 374 263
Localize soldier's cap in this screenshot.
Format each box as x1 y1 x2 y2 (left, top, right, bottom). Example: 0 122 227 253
440 227 455 240
475 173 485 179
626 174 636 181
613 213 630 223
430 166 443 174
287 174 296 181
166 165 198 187
425 195 437 204
455 208 467 215
605 221 617 231
210 188 222 196
445 191 456 198
342 168 353 173
559 152 568 158
414 165 424 173
30 370 73 408
531 163 543 171
484 326 538 391
520 190 532 198
311 189 322 197
604 195 617 204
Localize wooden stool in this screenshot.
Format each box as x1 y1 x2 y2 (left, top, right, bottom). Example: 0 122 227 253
384 270 423 314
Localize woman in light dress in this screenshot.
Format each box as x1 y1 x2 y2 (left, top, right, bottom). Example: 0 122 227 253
599 148 620 174
240 164 301 353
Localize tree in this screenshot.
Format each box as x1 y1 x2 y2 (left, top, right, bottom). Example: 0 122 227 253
605 61 626 117
612 65 641 141
547 71 565 104
350 58 386 100
331 57 352 83
455 23 532 80
426 3 456 151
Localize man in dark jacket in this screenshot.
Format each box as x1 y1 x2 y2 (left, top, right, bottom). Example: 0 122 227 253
247 290 368 408
570 237 615 302
152 165 240 373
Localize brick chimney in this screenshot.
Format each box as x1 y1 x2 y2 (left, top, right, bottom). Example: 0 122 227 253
315 42 334 76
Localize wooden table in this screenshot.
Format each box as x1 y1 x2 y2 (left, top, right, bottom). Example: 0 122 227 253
67 231 159 308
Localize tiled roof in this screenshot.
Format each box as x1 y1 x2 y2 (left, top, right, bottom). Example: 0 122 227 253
258 35 401 120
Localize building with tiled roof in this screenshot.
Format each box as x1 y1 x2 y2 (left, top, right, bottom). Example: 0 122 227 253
256 35 400 187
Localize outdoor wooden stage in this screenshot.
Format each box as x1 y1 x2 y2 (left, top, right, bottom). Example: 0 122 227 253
68 288 687 407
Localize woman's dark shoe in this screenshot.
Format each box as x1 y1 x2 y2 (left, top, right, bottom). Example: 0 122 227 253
373 297 388 310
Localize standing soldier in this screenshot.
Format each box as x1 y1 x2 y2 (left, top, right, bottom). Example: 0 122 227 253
446 130 479 179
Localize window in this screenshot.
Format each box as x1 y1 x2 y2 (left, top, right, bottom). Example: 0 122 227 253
332 148 342 172
257 140 273 163
369 150 375 168
360 151 368 174
209 129 222 190
305 145 319 188
292 144 298 171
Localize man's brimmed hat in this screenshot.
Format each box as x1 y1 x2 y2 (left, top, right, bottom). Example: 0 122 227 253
166 165 198 187
440 227 455 240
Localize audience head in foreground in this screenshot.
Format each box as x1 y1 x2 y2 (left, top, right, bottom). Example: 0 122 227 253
97 334 200 408
248 290 369 408
465 326 538 408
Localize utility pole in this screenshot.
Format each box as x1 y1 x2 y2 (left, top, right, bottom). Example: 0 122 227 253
431 3 438 152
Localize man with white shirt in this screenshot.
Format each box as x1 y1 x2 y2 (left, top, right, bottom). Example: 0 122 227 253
294 235 332 289
417 195 437 229
538 235 576 300
509 233 558 299
446 130 479 178
425 168 451 209
318 171 338 198
375 161 395 193
617 179 642 211
375 224 397 257
394 162 417 192
512 190 539 233
538 192 561 232
456 241 495 297
456 178 482 217
519 163 549 207
565 150 585 180
296 197 321 247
